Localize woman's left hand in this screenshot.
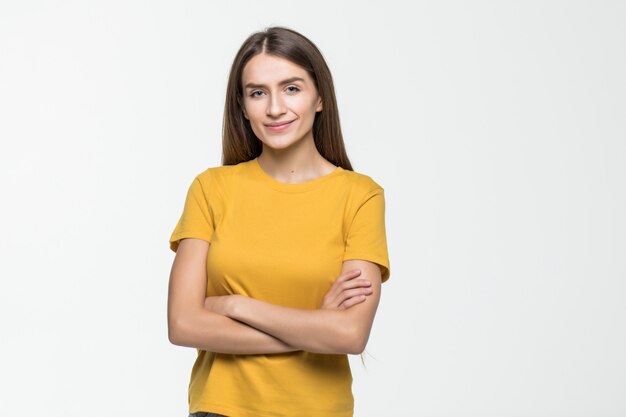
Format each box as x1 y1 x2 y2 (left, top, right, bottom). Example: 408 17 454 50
203 295 238 316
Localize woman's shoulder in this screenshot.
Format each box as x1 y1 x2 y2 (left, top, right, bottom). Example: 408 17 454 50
193 160 252 183
341 168 385 193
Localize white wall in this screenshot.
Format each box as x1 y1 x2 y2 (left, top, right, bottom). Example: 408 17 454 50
0 1 624 416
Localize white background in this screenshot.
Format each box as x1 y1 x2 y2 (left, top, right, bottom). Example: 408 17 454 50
1 1 625 416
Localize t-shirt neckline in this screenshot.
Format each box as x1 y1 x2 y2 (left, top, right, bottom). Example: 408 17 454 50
250 157 343 193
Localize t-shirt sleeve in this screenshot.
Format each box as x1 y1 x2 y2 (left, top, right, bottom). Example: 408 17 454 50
343 188 391 283
169 174 214 253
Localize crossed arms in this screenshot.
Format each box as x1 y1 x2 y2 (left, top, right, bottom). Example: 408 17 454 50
167 238 383 355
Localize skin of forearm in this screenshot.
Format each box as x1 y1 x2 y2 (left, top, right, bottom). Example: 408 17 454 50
170 307 299 355
227 296 365 355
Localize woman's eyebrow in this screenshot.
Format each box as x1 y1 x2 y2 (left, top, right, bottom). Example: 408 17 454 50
244 77 306 90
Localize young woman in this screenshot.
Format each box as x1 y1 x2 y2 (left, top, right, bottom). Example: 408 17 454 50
168 26 391 417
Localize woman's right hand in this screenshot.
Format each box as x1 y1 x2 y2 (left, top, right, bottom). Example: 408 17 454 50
320 269 373 310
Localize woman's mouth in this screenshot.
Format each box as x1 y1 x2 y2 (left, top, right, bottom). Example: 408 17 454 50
265 120 294 132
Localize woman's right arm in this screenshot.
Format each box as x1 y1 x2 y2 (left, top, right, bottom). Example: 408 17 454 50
167 238 297 354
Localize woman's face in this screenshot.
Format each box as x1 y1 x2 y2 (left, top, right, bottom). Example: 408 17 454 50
241 53 322 151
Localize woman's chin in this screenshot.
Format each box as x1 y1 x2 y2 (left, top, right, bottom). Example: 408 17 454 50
257 137 303 151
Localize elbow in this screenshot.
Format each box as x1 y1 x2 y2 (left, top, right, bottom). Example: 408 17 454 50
168 316 188 346
168 304 204 346
168 320 181 346
340 325 370 355
168 308 218 347
329 312 372 355
346 336 368 355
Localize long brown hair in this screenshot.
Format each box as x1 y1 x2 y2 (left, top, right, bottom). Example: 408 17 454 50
221 26 353 171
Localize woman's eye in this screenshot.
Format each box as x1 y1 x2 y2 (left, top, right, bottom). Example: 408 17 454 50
250 91 264 97
286 86 300 93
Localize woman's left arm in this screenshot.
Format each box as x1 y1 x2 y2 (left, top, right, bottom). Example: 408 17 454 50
210 259 383 355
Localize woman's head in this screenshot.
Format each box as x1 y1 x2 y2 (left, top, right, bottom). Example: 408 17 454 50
222 26 352 170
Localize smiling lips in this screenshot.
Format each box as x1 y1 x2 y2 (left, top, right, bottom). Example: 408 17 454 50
265 120 294 132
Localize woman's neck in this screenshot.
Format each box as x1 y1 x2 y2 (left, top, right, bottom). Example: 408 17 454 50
257 141 336 184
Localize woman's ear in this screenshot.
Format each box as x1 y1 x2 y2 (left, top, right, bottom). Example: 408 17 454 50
316 96 323 112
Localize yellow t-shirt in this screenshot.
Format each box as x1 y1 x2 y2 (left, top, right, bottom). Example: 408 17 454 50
169 157 390 417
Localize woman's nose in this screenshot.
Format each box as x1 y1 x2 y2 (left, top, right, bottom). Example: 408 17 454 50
266 94 286 117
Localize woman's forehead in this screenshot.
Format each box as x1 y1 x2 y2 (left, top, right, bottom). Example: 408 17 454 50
242 53 311 87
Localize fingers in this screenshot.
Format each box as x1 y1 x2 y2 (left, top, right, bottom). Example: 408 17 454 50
326 271 372 308
339 294 368 309
321 269 374 310
335 286 373 309
325 270 363 302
